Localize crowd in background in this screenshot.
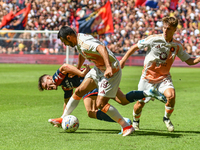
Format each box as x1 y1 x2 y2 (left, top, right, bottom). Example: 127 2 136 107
0 0 200 56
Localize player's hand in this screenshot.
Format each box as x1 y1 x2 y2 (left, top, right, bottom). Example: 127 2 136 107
68 73 76 78
104 66 113 78
82 64 90 75
120 60 125 69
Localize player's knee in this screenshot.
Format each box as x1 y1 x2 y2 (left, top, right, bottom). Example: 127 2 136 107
96 103 102 109
96 102 106 110
164 89 175 100
96 96 109 110
74 87 86 97
167 93 175 100
95 99 101 109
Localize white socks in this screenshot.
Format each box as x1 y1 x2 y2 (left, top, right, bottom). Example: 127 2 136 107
105 105 129 128
164 106 174 119
61 96 80 118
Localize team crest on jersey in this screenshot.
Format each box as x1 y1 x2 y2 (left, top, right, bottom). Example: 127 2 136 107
159 52 167 60
170 47 175 52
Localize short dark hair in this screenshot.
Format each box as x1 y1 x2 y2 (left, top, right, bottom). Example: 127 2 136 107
162 16 178 28
57 26 76 40
38 74 49 91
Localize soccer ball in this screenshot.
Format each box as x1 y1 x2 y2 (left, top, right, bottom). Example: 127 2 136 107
61 115 79 133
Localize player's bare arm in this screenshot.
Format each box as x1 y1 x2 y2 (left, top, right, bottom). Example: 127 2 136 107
96 45 113 78
185 57 200 65
77 54 86 69
120 44 139 69
60 63 90 77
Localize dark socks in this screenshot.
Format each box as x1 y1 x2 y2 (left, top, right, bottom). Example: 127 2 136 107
96 110 116 122
126 91 145 102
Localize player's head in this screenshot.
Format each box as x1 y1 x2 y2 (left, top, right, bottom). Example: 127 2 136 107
162 16 178 41
38 74 57 91
58 26 77 47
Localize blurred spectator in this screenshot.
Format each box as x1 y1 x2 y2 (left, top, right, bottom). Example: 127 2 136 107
18 40 25 51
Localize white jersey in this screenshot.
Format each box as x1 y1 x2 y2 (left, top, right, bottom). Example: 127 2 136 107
75 33 120 74
137 34 190 84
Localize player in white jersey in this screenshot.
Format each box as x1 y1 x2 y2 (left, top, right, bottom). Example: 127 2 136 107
120 16 200 132
57 26 134 136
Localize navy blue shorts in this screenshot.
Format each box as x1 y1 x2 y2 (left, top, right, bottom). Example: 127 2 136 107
83 88 98 99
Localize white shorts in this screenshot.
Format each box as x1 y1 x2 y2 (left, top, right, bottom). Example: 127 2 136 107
138 75 174 103
85 66 121 98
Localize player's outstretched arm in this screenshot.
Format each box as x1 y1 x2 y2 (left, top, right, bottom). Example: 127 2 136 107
120 44 139 69
60 63 90 77
185 57 200 65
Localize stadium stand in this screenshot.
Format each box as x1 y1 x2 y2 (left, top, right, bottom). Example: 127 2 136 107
0 0 200 56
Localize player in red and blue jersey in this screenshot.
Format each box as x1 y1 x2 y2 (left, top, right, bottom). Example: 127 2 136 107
38 63 129 127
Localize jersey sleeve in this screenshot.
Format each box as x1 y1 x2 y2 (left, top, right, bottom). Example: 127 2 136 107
77 34 101 54
137 35 154 50
177 44 190 62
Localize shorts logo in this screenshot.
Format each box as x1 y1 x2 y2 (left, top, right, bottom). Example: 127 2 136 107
159 52 167 60
101 80 108 88
100 90 105 94
170 47 175 52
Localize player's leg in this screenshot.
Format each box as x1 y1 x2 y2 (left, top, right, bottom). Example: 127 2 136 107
83 95 115 122
84 95 132 134
83 95 97 119
115 88 167 105
61 78 97 118
96 95 134 136
155 77 175 131
97 70 134 136
132 101 145 130
132 77 151 130
114 88 130 105
160 84 175 132
81 67 134 136
163 88 175 132
132 88 167 130
115 88 146 105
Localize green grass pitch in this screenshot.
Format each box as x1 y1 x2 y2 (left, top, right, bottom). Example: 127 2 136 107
0 64 200 150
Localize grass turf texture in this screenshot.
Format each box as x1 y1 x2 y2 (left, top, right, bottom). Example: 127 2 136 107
0 64 200 150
